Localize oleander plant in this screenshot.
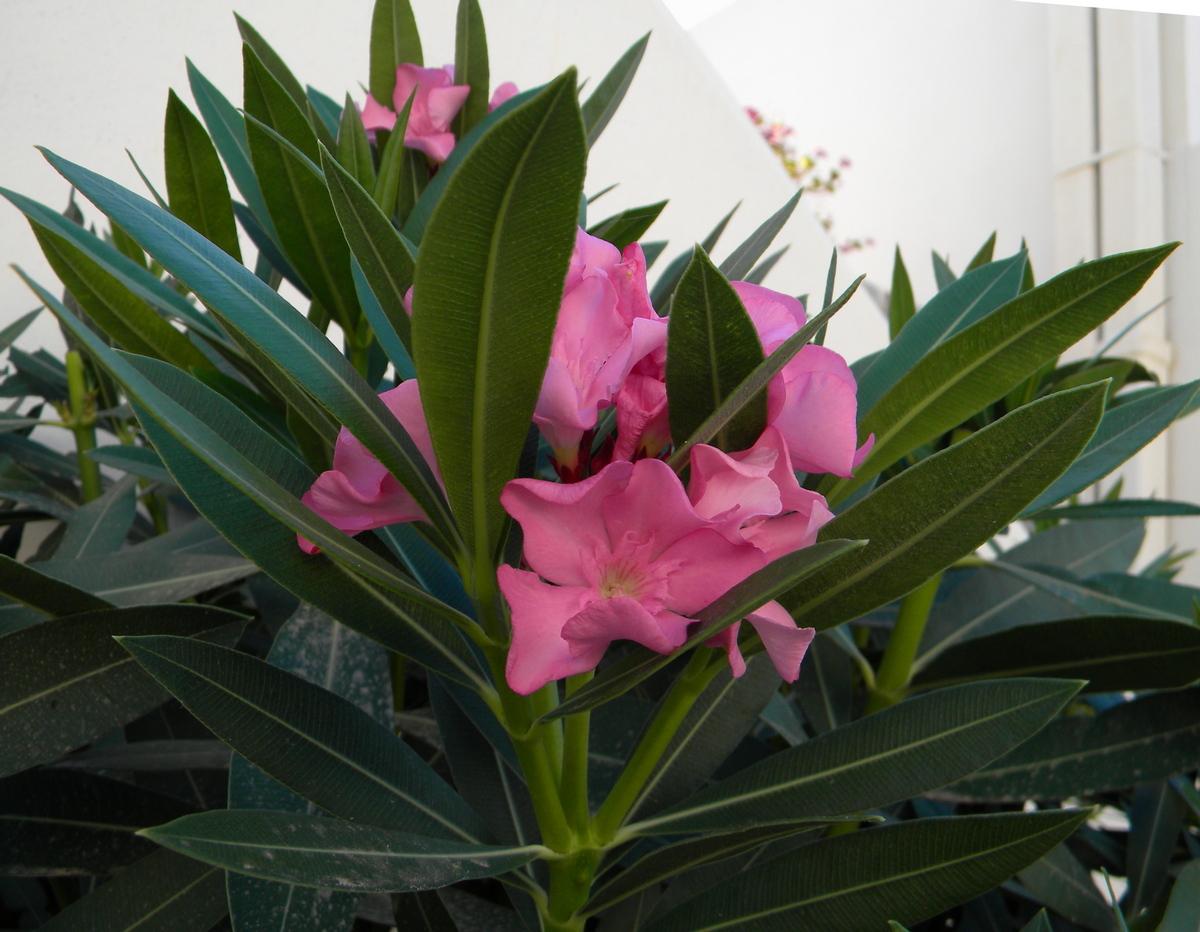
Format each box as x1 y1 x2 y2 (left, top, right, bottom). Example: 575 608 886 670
5 2 1200 930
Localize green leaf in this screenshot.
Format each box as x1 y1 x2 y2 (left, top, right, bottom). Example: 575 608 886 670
0 770 194 875
411 69 585 566
784 385 1106 630
980 561 1190 621
1029 499 1200 520
947 686 1200 800
1089 573 1200 621
37 149 459 550
933 251 957 289
35 848 226 932
795 632 853 735
966 232 998 272
651 202 739 310
143 810 541 892
641 810 1089 932
858 250 1028 414
453 0 490 138
718 192 801 282
235 15 309 112
665 274 863 468
0 308 41 355
581 32 649 147
118 351 483 686
666 246 767 452
372 91 415 219
831 244 1177 503
243 46 359 331
370 0 423 103
321 146 414 356
0 554 113 617
337 92 376 191
1127 781 1186 919
227 603 387 932
1020 910 1056 932
913 616 1200 693
627 654 782 823
353 258 415 379
744 245 788 285
622 678 1078 838
27 221 211 371
888 246 916 339
121 634 486 841
916 519 1144 667
587 200 668 251
1017 843 1116 932
187 59 278 244
543 539 866 723
86 444 173 483
307 86 344 140
57 474 138 560
1021 381 1200 516
0 605 244 778
585 821 827 915
164 89 241 260
1157 860 1200 932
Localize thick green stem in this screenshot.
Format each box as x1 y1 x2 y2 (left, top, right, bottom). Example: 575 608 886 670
546 848 600 930
560 673 593 839
594 648 720 841
866 572 942 713
65 351 101 502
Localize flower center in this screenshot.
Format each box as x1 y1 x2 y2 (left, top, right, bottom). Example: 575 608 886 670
597 555 650 601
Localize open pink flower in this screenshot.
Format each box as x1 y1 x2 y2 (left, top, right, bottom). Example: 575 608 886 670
534 229 667 475
498 454 821 694
361 64 471 163
732 281 873 477
297 380 440 554
488 82 519 110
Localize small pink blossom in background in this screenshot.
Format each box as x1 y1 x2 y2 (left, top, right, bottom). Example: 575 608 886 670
488 81 519 110
731 281 873 477
297 380 440 554
361 64 471 163
534 229 667 477
498 452 824 695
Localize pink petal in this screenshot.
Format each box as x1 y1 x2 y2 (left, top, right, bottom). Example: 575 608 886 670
404 133 458 163
688 441 781 530
612 373 669 462
744 600 815 682
423 84 472 131
732 281 806 352
488 81 519 111
705 621 747 678
498 566 596 695
393 63 452 111
656 526 771 615
383 381 442 488
533 356 592 458
561 595 685 658
360 94 397 132
296 470 424 554
771 345 864 477
500 461 634 585
600 458 712 563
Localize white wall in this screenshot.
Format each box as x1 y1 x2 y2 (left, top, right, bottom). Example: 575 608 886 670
0 0 881 374
690 0 1058 307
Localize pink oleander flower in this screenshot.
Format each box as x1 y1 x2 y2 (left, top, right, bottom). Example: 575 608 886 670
534 229 667 478
361 66 519 163
497 448 824 695
731 281 873 477
297 380 440 554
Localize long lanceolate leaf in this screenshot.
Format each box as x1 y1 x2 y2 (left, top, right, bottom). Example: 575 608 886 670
666 247 767 453
783 385 1106 630
20 273 486 690
37 149 460 552
830 244 1177 504
36 848 227 932
0 605 244 779
666 274 863 469
143 810 543 893
621 678 1079 838
411 71 586 579
581 33 650 147
717 192 801 282
120 635 487 842
640 810 1089 932
1019 379 1200 516
541 539 867 723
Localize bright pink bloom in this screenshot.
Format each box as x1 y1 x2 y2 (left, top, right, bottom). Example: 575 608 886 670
731 281 873 477
498 455 822 694
361 64 471 163
534 229 667 474
489 82 519 111
297 380 440 553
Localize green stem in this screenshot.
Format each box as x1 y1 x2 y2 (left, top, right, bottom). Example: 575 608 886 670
65 351 101 502
390 652 406 715
594 648 720 841
546 848 600 930
866 572 942 713
560 673 593 839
